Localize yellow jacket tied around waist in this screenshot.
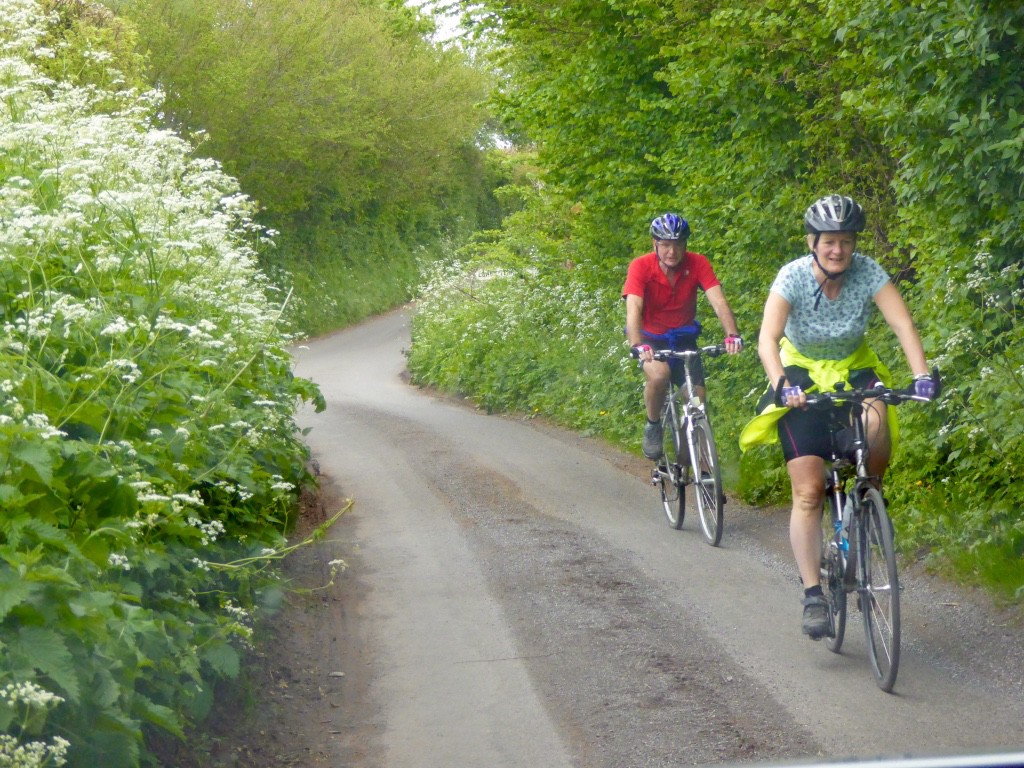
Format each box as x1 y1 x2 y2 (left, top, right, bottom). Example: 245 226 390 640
739 338 897 453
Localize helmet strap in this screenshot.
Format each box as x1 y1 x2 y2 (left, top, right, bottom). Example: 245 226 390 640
811 252 845 311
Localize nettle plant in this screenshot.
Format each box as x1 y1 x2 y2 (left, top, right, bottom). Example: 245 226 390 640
0 2 323 766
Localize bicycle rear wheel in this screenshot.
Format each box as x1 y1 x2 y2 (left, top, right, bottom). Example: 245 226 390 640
690 417 723 546
859 488 901 692
658 406 685 529
821 495 847 653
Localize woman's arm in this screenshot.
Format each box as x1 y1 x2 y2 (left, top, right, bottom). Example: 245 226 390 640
874 283 929 377
758 291 792 387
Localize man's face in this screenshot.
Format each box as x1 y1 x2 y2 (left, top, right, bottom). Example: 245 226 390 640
654 238 686 269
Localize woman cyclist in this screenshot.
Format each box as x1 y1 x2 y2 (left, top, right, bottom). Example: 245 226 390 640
741 194 936 640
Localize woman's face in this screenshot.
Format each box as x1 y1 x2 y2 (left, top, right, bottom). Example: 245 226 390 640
808 231 856 274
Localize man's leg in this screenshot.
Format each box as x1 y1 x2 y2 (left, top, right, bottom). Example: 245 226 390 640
643 360 670 421
642 361 671 459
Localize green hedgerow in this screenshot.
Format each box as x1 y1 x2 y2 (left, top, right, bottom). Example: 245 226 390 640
0 1 323 764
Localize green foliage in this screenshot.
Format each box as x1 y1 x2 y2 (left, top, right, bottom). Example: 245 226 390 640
411 0 1024 600
106 0 499 335
113 0 490 220
887 244 1024 599
0 3 323 764
37 0 149 94
844 0 1024 265
267 223 429 337
409 254 641 445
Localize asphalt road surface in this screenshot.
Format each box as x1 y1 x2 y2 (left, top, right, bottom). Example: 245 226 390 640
291 308 1024 768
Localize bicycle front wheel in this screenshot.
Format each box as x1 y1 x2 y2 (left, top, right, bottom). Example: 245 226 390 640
821 495 847 653
690 417 723 546
858 488 901 692
659 405 685 529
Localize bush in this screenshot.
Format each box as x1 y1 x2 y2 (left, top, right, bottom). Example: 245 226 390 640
0 3 322 764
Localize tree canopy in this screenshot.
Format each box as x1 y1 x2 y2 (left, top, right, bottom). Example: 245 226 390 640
112 0 491 222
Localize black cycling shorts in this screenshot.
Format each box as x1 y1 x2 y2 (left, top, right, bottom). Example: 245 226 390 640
774 366 879 462
641 333 705 388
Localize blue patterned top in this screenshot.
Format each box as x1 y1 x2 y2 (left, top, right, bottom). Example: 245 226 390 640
770 253 890 360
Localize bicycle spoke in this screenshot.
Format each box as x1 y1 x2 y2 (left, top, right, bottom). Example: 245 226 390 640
821 493 847 653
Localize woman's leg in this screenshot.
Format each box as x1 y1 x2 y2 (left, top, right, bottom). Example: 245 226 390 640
862 398 891 481
787 455 827 589
788 454 830 637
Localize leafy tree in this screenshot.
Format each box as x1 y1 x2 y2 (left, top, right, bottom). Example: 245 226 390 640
100 0 498 335
111 0 490 222
412 0 1024 596
844 0 1024 266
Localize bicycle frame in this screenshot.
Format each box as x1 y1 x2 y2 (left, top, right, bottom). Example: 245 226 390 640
664 349 708 464
633 344 726 544
805 377 936 692
820 398 872 586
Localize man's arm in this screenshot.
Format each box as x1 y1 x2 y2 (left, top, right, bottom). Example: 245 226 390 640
704 285 740 337
625 294 646 347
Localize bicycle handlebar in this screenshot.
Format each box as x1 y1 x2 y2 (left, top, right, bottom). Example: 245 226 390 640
629 344 726 361
776 366 942 408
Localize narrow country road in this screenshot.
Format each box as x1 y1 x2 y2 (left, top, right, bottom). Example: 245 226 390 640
289 308 1024 768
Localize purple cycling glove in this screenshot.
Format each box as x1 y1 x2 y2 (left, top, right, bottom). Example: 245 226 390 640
913 375 936 400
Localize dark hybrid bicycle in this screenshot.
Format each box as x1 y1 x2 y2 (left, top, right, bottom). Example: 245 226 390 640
631 344 726 546
798 373 938 692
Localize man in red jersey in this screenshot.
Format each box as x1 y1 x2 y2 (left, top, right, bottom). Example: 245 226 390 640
624 213 742 459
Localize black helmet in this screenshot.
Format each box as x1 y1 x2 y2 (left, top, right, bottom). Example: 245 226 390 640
650 213 690 240
804 194 865 234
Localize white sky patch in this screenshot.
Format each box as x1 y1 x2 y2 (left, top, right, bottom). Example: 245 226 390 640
405 0 463 44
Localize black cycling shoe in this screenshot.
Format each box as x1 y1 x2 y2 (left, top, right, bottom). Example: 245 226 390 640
801 596 830 640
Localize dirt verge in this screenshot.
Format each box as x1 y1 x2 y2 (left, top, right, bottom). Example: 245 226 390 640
153 475 371 767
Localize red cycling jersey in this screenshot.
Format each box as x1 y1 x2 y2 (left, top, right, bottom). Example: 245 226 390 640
622 251 720 335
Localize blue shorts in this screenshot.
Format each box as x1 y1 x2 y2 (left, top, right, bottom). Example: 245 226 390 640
641 333 705 388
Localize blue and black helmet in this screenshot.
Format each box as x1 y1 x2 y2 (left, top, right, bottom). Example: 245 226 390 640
650 213 690 241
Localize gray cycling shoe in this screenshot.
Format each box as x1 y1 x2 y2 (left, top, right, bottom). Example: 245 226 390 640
642 421 663 460
801 595 830 640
